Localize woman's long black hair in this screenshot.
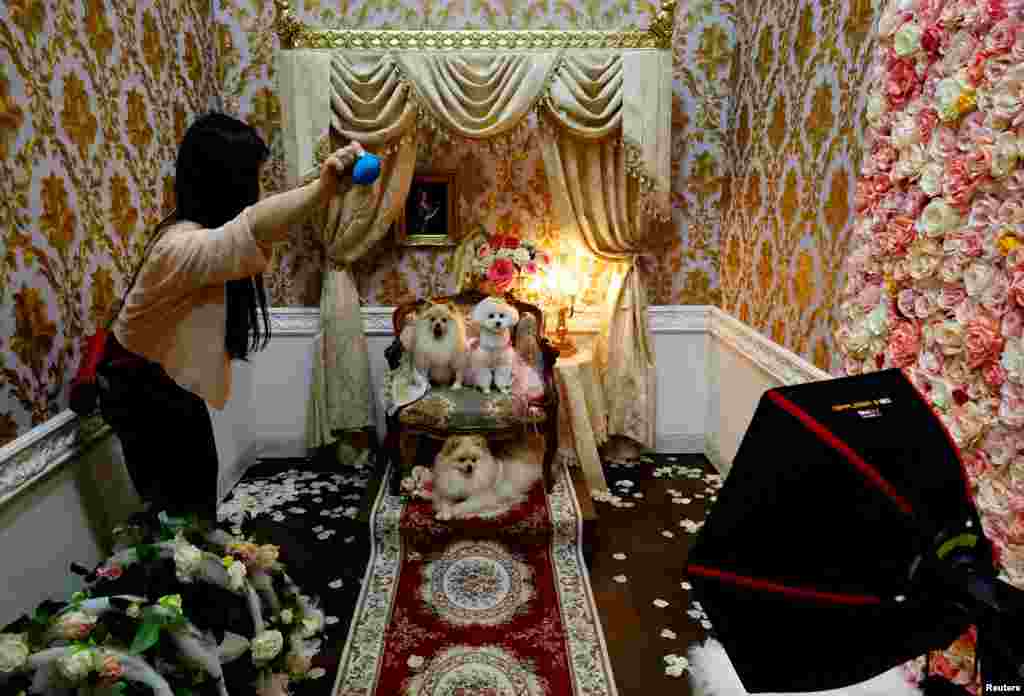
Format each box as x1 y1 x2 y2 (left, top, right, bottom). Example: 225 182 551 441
174 112 271 360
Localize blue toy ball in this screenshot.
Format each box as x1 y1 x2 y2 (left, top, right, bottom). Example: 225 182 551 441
352 153 381 185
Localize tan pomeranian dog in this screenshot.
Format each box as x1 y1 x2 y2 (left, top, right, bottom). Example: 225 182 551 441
432 434 542 520
400 301 468 388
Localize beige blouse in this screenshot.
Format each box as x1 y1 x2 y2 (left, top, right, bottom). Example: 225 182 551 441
112 207 277 409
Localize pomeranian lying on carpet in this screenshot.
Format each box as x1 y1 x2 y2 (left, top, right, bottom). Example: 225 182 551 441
432 434 542 520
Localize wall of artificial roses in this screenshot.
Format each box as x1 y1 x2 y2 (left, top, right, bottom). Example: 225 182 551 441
836 0 1024 689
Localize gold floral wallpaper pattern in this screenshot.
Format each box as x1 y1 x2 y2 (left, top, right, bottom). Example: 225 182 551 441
213 0 735 308
720 0 880 373
0 0 219 445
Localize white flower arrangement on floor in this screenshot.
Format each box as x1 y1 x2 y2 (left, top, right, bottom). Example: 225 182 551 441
0 512 328 696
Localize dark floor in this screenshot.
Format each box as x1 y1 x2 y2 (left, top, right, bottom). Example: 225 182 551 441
220 451 719 696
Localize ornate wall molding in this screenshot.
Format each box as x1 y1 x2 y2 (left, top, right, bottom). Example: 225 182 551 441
708 307 832 386
267 305 703 337
273 0 677 50
0 412 109 508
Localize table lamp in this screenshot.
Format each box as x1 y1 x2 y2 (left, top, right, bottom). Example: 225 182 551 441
548 258 579 358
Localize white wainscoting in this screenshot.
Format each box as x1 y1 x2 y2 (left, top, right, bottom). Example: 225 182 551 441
0 304 834 624
704 309 833 475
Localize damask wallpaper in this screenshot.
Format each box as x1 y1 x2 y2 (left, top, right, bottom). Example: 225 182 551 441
720 0 880 373
0 0 219 445
212 0 734 308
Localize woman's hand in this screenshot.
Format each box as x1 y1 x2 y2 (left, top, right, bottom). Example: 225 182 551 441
319 141 366 200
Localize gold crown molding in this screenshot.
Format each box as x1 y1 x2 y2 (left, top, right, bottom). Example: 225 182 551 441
273 0 676 51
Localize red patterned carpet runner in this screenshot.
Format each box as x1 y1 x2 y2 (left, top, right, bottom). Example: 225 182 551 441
332 461 617 695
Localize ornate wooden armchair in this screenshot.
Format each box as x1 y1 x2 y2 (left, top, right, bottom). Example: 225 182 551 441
383 289 560 494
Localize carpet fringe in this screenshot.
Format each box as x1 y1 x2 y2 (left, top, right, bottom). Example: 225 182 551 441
687 639 922 696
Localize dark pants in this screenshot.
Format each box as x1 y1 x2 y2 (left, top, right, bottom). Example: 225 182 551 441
98 341 219 525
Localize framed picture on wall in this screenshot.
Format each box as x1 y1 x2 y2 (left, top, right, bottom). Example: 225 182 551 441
396 171 458 247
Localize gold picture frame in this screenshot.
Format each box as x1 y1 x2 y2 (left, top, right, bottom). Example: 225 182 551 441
397 171 458 247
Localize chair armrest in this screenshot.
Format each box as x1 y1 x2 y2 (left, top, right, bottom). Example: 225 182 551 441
385 336 404 371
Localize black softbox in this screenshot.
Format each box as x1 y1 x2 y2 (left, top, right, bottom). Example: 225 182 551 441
685 368 1023 693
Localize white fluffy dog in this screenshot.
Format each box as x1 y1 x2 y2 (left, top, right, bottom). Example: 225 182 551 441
400 301 467 388
432 434 542 520
468 297 520 394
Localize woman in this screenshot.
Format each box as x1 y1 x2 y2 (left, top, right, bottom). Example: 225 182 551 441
98 112 365 526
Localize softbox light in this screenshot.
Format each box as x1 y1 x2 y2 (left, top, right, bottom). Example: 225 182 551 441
685 368 1023 693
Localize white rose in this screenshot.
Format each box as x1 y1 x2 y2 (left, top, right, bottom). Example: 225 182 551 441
918 163 943 197
279 609 294 625
512 248 530 266
300 608 324 638
991 130 1020 178
251 630 284 663
964 261 995 298
892 143 928 181
891 113 920 149
894 22 923 56
933 321 965 355
227 559 247 592
866 93 886 125
936 75 970 122
173 535 204 581
0 634 29 673
866 302 889 337
1003 337 1024 383
918 199 961 237
407 655 425 671
53 611 97 641
57 649 95 683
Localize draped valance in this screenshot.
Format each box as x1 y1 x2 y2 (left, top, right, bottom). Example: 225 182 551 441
277 48 672 221
272 6 675 466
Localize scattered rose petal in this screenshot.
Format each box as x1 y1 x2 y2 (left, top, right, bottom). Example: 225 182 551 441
326 616 339 625
312 525 325 533
653 599 669 608
681 581 692 591
661 530 675 538
661 629 677 639
613 574 628 583
700 620 712 629
309 668 327 679
328 579 343 589
633 493 644 499
613 553 627 560
344 536 356 544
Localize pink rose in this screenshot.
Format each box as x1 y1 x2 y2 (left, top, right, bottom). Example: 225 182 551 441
938 284 968 311
97 655 125 682
96 564 123 580
932 127 960 161
872 142 898 171
970 194 1003 227
921 23 946 55
1007 515 1024 545
524 261 538 275
998 198 1024 224
1002 309 1023 338
1010 271 1024 307
1000 380 1024 427
916 107 940 143
887 321 923 367
986 19 1019 55
964 451 993 479
857 283 883 310
477 244 492 258
486 258 517 292
886 215 917 255
897 289 918 318
985 361 1009 389
887 58 922 110
854 178 877 214
55 611 96 641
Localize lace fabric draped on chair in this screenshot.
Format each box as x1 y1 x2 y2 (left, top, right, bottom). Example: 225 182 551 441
276 45 671 458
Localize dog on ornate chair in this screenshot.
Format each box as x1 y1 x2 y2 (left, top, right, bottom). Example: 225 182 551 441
432 434 541 520
467 297 519 394
400 300 468 388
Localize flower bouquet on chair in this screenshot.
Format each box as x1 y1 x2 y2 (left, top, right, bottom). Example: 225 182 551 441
469 231 550 296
